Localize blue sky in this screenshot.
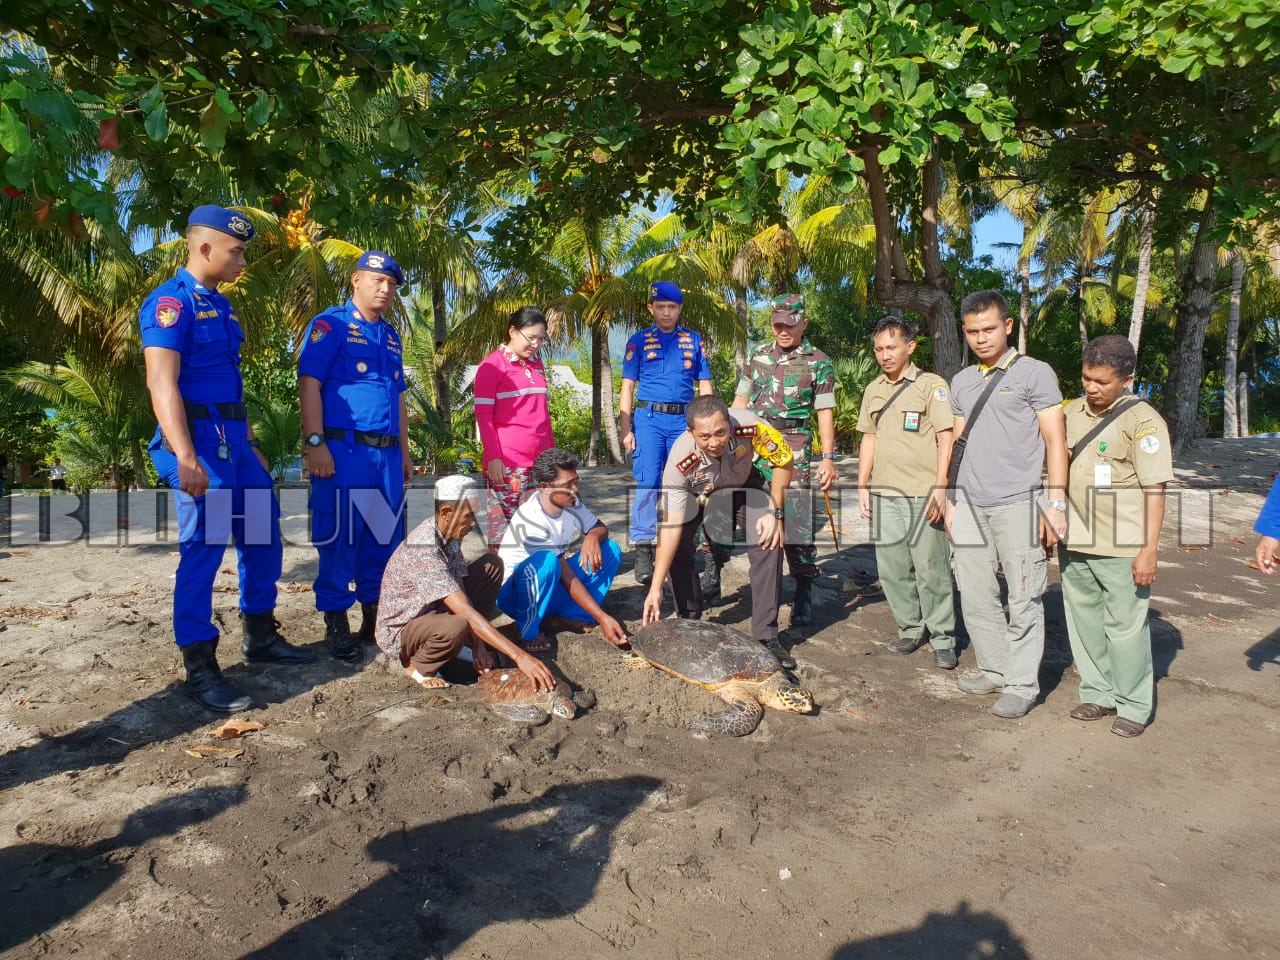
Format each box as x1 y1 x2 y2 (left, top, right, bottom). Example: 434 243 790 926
971 207 1023 271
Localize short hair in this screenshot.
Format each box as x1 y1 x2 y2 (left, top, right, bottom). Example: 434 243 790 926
959 290 1008 319
531 447 579 485
871 315 917 342
1081 335 1136 379
686 395 730 429
509 306 547 331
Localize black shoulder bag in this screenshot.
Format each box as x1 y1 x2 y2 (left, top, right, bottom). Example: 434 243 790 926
946 357 1019 491
870 378 915 426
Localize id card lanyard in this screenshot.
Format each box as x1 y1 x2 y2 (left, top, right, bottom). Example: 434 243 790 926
216 422 230 461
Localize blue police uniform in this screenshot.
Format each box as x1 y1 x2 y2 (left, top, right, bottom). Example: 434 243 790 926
143 264 282 648
622 314 712 543
298 268 407 617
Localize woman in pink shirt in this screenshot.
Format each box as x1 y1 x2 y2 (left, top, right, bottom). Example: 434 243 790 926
474 307 556 546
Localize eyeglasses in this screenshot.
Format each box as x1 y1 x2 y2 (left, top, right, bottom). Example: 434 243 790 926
517 329 545 348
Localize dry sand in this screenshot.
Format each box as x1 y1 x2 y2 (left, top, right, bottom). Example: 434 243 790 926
1 438 1277 959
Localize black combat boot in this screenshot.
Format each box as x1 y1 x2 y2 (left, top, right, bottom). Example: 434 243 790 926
357 601 379 644
182 640 252 713
241 611 317 664
699 560 723 604
633 542 655 585
790 576 814 627
324 609 362 664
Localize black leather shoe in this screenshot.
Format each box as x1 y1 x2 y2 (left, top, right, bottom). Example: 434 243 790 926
324 610 362 664
887 636 928 655
699 561 722 604
790 576 814 627
241 611 317 664
933 648 958 670
358 601 379 644
182 640 252 713
765 638 797 671
633 542 655 585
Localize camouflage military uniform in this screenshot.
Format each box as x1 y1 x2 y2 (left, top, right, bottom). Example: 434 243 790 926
731 335 835 578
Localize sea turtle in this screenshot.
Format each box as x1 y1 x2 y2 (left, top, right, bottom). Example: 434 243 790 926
626 620 814 737
478 669 577 724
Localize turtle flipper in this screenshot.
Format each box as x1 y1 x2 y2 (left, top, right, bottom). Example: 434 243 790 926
692 695 765 737
488 703 550 725
621 652 653 670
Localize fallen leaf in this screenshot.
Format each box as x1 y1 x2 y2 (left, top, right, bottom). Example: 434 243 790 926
185 744 246 759
1230 536 1247 545
214 585 240 593
1246 559 1262 570
282 582 313 593
0 576 10 582
184 749 205 760
210 718 265 740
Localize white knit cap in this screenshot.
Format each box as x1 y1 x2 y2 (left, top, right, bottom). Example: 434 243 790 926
434 474 483 504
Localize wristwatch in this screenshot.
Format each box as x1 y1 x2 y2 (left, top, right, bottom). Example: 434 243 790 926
247 438 261 449
821 452 835 460
306 432 325 447
1046 499 1067 512
772 508 785 520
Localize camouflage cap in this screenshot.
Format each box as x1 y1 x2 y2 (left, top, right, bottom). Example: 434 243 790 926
770 293 806 326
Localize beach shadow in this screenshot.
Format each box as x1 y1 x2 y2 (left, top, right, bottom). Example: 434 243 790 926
1244 626 1280 673
0 650 341 792
831 901 1032 959
238 775 660 960
0 785 245 951
1150 607 1185 680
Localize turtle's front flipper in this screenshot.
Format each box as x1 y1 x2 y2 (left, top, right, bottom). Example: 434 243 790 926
693 695 765 737
621 652 653 670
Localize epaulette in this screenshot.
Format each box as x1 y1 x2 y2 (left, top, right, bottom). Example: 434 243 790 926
676 452 700 475
732 424 757 438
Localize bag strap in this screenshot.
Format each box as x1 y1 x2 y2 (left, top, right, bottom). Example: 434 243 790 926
870 378 916 425
955 354 1019 446
1068 399 1140 462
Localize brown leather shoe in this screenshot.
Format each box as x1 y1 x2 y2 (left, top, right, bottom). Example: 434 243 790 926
1070 702 1117 721
1111 717 1147 738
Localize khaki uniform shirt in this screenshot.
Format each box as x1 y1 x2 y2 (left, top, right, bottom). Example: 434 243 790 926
855 364 954 497
661 409 792 525
1064 396 1173 557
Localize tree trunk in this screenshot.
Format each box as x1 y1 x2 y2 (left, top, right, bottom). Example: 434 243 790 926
1018 230 1031 355
859 149 963 378
1077 274 1089 349
430 281 452 426
1223 251 1244 437
598 327 623 465
1238 373 1250 436
588 324 604 466
1128 201 1155 354
734 287 749 371
1162 195 1218 453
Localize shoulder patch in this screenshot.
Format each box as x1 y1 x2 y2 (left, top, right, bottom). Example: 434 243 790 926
932 383 949 401
1138 434 1161 454
1134 426 1157 439
732 424 757 438
156 296 182 328
676 452 700 475
309 318 332 343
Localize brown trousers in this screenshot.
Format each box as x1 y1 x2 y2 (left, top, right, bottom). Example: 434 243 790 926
399 554 504 675
668 469 782 643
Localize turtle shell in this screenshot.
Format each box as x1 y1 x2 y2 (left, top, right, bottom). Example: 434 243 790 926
478 669 575 719
631 620 780 688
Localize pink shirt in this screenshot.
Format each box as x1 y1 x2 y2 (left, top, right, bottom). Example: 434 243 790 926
474 346 555 469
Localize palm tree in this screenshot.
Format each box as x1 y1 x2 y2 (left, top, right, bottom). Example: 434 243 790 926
987 155 1044 354
453 209 737 465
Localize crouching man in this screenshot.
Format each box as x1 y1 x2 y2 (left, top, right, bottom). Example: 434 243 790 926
642 396 795 667
375 475 555 691
497 448 630 653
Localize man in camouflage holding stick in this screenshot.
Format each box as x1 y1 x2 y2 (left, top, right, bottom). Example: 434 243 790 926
728 293 837 626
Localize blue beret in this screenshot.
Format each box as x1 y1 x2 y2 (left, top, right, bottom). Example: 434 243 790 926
357 250 403 285
649 280 683 304
188 205 255 240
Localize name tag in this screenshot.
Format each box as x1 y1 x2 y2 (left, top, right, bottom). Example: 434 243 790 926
1094 461 1112 487
903 411 921 432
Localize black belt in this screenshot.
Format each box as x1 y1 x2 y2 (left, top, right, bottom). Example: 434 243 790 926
635 400 686 415
185 401 247 420
767 415 810 429
325 427 399 449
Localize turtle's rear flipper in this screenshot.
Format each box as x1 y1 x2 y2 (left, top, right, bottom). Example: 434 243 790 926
692 697 764 737
488 703 551 725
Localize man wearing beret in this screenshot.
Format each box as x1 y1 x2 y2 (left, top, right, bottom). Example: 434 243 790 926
142 205 314 714
299 251 414 664
730 293 836 626
619 281 713 586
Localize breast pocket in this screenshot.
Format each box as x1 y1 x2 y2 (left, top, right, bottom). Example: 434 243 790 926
344 342 381 380
188 317 235 368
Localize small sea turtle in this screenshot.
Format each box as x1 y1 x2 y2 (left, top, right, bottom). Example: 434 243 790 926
478 669 576 724
626 620 814 737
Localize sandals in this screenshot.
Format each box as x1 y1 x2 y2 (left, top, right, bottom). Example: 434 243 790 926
407 668 450 689
524 633 554 655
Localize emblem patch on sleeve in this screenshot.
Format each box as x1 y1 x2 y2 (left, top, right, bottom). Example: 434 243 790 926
1139 434 1161 454
933 384 948 401
156 296 183 328
309 319 331 343
676 452 700 475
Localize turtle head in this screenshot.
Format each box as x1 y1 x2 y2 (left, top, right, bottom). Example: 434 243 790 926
551 694 577 720
770 677 815 714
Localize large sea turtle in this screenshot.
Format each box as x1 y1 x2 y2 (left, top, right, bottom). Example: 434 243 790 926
478 669 577 724
626 620 814 736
